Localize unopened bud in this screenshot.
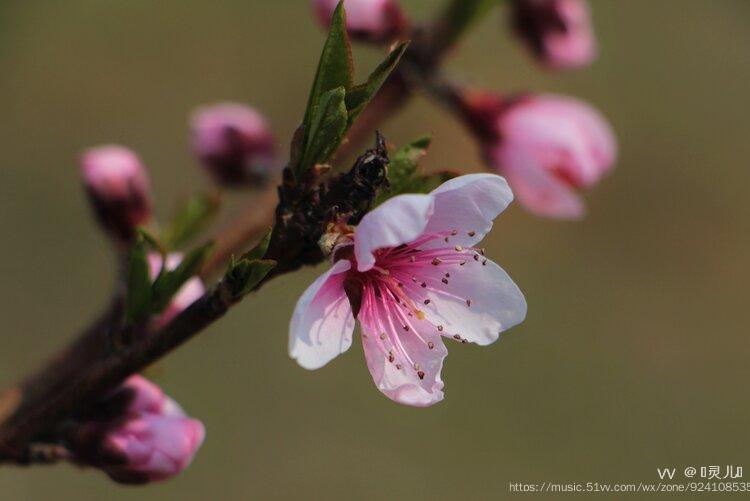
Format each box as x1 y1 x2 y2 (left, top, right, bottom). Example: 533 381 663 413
457 90 616 219
511 0 596 70
70 375 205 484
80 145 153 241
190 102 276 188
311 0 407 44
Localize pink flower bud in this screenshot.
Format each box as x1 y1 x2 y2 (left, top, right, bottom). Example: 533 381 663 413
311 0 407 44
190 102 276 188
71 376 205 484
459 91 616 219
102 411 205 484
512 0 596 70
148 253 206 328
80 145 153 241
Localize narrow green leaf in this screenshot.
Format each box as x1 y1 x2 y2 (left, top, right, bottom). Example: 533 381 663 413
162 193 220 250
242 229 273 261
225 258 277 299
298 87 348 173
302 1 353 136
125 236 153 323
345 42 409 126
150 241 214 313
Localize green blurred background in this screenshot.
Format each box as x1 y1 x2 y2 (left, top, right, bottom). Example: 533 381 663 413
1 0 749 499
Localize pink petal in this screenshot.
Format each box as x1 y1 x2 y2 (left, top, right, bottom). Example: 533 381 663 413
354 194 434 272
495 144 585 219
422 173 514 249
358 284 448 407
412 254 527 346
289 260 356 369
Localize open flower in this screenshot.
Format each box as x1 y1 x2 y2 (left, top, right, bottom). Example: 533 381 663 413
289 174 526 406
511 0 597 70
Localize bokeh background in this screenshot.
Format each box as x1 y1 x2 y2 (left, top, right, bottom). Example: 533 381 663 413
1 0 749 499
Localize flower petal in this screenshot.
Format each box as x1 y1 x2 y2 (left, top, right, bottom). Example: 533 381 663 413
391 251 526 346
358 283 448 407
422 173 514 249
289 260 355 370
354 194 434 272
497 144 585 219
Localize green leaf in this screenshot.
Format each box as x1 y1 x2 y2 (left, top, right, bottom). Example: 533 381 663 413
299 87 348 172
345 42 408 126
150 241 214 314
225 258 277 299
242 229 273 261
376 136 432 204
125 236 153 323
162 193 220 250
301 1 353 141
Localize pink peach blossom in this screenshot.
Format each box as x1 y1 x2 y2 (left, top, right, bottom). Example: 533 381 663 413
458 91 616 219
311 0 406 44
148 253 206 328
101 376 205 484
290 174 526 406
512 0 597 70
489 95 616 219
190 102 275 187
80 145 152 240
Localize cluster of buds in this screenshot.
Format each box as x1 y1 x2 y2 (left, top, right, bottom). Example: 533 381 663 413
68 376 205 484
311 0 407 44
456 90 616 219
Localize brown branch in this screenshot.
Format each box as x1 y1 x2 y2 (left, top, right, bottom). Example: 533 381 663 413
0 0 487 466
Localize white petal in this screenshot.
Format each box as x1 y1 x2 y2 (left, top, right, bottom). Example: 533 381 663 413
354 194 434 272
289 260 355 370
422 173 514 248
418 256 526 345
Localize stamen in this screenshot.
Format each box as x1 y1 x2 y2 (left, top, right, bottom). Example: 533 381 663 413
431 258 442 266
466 299 471 307
468 231 476 237
428 341 435 349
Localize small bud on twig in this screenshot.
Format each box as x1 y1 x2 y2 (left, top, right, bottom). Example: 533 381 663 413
80 145 153 243
191 102 276 188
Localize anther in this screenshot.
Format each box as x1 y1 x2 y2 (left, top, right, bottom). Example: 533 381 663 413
380 332 386 340
453 334 462 340
459 261 466 266
424 299 431 305
451 229 458 236
442 278 449 284
417 370 425 380
473 254 479 261
428 341 435 349
421 282 427 288
388 352 395 363
466 299 471 307
396 364 402 370
454 245 463 252
482 259 487 266
431 258 442 266
468 231 476 237
437 325 444 332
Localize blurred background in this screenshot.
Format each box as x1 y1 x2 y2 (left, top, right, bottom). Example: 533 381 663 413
1 0 749 499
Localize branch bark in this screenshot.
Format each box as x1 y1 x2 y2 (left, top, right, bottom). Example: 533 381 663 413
0 0 490 466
